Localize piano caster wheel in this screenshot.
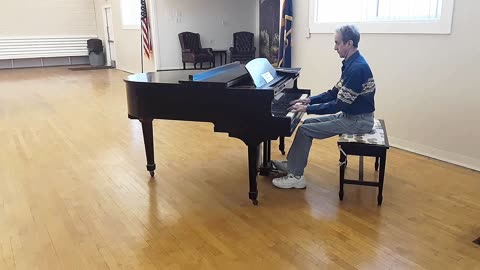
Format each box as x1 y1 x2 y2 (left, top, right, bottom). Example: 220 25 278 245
281 150 285 155
249 192 258 206
146 164 156 177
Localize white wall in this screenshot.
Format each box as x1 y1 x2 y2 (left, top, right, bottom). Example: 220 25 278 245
93 0 257 72
93 0 155 73
155 0 258 69
294 1 480 170
0 0 96 36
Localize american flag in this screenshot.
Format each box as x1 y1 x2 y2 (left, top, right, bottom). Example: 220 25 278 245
278 0 293 68
141 0 153 59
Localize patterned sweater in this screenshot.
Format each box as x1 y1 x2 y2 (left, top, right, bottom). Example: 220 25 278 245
307 51 376 115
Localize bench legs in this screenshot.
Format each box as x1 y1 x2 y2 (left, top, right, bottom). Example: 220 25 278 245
339 152 387 205
339 152 346 201
377 154 387 205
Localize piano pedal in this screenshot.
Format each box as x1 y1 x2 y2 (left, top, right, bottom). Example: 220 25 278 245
258 160 274 176
258 165 286 177
258 167 270 176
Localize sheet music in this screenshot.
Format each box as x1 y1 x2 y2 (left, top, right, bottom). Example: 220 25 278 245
245 58 278 87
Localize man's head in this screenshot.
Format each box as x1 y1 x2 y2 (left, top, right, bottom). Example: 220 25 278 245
334 25 360 59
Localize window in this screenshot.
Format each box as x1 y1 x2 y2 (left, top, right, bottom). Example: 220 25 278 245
120 0 140 29
309 0 455 34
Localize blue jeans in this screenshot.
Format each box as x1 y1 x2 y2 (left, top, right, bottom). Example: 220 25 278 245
287 112 374 176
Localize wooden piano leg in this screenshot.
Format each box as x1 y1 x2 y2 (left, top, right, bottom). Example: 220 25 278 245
247 143 259 205
259 140 273 176
279 137 285 155
140 119 156 177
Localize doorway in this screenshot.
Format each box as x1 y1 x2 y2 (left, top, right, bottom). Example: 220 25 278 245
103 6 116 67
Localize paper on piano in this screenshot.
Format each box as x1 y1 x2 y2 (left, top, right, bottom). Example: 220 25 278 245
261 71 274 84
245 58 278 87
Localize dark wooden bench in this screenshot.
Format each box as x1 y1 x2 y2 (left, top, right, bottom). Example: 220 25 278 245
337 119 389 205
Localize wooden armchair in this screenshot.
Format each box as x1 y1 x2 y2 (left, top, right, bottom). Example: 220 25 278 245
178 32 214 69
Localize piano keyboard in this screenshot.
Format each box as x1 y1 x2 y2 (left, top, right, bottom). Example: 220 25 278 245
272 93 309 118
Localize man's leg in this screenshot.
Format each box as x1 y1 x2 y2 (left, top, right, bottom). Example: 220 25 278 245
302 113 339 125
272 114 340 172
273 115 352 189
287 116 350 176
273 113 375 188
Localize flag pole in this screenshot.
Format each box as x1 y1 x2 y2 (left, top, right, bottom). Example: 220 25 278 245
141 31 144 73
140 4 144 74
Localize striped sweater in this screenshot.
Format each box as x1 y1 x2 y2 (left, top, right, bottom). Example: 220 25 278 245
307 51 376 115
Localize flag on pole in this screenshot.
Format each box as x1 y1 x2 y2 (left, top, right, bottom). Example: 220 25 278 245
277 0 293 68
141 0 153 59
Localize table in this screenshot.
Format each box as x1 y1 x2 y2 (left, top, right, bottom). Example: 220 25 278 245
212 49 228 67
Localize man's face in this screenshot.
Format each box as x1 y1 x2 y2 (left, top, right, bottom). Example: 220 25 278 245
334 32 351 58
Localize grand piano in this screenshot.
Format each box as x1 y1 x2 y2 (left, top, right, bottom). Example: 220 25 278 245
125 59 310 205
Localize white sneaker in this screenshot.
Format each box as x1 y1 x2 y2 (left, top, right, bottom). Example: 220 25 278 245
272 174 306 189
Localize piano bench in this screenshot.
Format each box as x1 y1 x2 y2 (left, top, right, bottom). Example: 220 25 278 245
337 119 389 205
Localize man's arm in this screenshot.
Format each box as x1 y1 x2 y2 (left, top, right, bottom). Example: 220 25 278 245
306 100 337 115
306 69 364 115
309 86 338 105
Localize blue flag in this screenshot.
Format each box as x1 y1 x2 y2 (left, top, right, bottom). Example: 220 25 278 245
277 0 293 68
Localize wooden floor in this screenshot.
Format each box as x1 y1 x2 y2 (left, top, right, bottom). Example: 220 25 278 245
0 67 479 270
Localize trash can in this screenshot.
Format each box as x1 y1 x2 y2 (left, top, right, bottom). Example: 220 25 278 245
87 38 105 67
89 52 105 67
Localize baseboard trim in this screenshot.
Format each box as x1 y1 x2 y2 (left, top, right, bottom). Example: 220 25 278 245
389 136 480 172
301 113 480 172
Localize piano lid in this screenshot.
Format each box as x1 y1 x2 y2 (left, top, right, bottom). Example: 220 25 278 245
124 60 301 89
125 69 204 84
178 62 250 88
178 58 301 89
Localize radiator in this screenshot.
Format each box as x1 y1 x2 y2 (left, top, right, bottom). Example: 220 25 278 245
0 36 97 60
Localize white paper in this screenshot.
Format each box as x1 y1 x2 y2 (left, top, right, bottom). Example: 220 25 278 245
261 71 274 83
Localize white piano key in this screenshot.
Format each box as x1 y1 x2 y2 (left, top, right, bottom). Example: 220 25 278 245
285 94 309 118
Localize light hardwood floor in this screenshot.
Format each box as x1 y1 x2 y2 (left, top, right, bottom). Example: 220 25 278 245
0 67 478 270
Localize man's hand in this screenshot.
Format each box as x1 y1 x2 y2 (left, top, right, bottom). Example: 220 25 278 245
289 97 311 105
288 103 307 113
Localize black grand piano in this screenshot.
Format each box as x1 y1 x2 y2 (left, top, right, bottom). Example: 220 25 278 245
125 59 310 205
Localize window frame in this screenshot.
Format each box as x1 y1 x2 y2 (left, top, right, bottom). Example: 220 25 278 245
308 0 455 34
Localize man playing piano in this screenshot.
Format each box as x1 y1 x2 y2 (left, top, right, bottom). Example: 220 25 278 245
272 25 376 189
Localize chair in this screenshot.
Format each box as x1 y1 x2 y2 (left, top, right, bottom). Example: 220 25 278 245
178 32 214 69
230 32 256 63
